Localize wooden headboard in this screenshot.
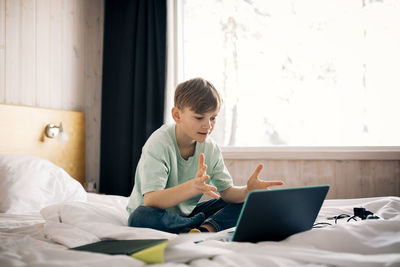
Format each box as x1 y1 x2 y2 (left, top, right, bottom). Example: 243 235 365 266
0 104 85 185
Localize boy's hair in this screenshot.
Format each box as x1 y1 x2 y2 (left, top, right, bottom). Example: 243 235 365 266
174 78 222 114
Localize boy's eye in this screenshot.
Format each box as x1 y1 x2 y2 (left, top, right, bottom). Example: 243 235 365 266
195 117 203 120
210 117 216 121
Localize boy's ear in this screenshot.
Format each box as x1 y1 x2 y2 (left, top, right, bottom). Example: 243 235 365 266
171 107 181 123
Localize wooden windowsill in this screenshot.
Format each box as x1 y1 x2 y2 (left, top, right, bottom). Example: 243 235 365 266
221 146 400 160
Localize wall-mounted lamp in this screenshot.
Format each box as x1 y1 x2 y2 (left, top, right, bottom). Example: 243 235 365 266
45 122 69 142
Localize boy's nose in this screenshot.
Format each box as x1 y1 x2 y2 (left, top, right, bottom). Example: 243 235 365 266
202 120 212 129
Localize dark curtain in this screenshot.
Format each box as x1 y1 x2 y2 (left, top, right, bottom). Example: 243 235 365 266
100 0 166 196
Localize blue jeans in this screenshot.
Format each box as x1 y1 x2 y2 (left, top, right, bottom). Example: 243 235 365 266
128 199 243 234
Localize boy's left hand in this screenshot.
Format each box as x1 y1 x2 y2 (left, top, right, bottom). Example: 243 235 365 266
247 164 284 192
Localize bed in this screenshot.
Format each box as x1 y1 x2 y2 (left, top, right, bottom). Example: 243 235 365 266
1 105 399 267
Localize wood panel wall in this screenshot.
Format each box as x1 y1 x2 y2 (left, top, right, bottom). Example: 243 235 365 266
0 0 104 187
224 159 400 199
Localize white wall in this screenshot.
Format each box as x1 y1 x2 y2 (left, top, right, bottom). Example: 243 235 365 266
0 0 104 188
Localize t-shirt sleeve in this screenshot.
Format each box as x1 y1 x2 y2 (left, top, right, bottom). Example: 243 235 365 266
208 144 233 192
137 144 170 195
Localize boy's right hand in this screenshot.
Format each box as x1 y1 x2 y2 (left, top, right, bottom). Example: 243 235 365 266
192 153 220 199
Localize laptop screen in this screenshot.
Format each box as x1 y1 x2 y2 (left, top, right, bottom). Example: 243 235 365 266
232 185 329 242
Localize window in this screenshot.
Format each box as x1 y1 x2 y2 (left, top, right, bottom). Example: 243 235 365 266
175 0 400 147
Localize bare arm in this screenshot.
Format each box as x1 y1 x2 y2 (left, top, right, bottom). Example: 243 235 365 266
144 153 220 209
220 185 248 203
144 180 206 209
220 164 284 203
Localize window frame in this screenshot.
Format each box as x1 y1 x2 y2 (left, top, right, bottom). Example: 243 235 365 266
167 1 400 160
221 146 400 160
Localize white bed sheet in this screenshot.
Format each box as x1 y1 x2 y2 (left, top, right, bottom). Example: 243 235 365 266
1 194 399 267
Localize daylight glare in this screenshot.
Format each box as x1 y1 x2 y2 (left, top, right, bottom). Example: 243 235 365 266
181 0 400 146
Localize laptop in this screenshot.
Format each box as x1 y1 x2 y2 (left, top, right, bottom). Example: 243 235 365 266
230 185 329 242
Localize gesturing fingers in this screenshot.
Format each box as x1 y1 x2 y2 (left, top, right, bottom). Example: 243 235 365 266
205 190 220 200
268 181 284 186
197 153 207 177
247 162 285 192
200 178 219 199
193 174 220 199
261 180 284 189
250 164 263 180
200 173 212 183
194 153 219 199
198 153 205 167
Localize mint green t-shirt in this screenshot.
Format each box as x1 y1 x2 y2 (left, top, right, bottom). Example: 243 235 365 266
126 123 233 216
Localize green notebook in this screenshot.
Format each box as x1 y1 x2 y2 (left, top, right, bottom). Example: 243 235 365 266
71 239 169 264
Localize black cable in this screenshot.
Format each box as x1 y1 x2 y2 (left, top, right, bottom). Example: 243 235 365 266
315 207 381 231
333 214 351 224
313 222 332 228
347 215 358 222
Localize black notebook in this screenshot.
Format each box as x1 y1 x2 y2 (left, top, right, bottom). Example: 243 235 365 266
71 239 168 263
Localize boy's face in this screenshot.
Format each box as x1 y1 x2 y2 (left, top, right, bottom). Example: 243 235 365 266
173 107 218 143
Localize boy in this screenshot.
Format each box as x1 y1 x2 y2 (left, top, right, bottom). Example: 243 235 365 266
126 77 283 233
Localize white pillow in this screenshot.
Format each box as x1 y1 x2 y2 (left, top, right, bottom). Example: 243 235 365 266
0 154 87 214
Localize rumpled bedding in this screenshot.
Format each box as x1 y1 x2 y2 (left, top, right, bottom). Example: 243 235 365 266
1 194 399 266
